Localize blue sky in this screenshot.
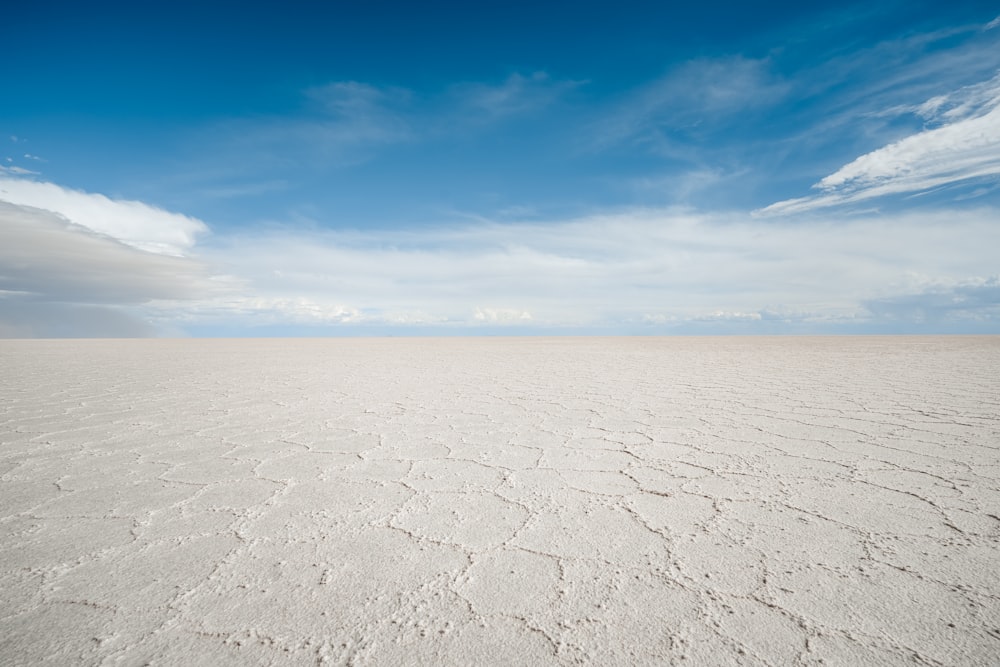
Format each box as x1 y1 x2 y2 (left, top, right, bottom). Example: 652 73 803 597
2 1 999 336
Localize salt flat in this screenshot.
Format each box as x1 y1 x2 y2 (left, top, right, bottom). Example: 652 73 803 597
1 337 998 666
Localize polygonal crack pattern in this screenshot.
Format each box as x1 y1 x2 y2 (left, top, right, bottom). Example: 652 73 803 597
1 336 999 665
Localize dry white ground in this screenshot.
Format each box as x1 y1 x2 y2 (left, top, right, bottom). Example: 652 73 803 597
1 336 999 666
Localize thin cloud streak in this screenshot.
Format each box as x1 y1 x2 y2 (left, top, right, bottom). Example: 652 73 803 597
590 56 789 153
447 72 583 123
758 73 1000 215
203 72 579 174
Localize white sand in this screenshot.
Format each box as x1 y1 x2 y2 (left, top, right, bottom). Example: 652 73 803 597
1 336 999 665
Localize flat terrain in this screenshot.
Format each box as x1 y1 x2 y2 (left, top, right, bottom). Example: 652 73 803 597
1 337 999 665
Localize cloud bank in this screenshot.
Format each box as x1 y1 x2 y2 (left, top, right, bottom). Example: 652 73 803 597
163 206 1000 333
0 193 217 337
4 172 999 336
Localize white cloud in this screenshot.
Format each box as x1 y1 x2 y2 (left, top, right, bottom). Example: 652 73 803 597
0 165 39 176
693 310 763 322
187 206 1000 331
0 178 207 255
759 73 1000 215
472 307 532 323
864 276 1000 324
147 295 361 327
6 175 998 335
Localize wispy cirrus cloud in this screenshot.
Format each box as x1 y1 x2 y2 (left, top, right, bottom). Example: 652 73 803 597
448 71 582 123
0 165 39 176
191 71 579 187
593 19 1000 210
207 81 416 173
758 72 1000 215
302 80 414 145
591 56 789 154
302 72 577 134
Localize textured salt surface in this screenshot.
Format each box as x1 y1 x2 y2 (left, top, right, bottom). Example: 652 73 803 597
1 337 999 666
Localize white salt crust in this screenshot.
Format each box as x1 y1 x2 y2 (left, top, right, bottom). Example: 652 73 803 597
1 337 998 665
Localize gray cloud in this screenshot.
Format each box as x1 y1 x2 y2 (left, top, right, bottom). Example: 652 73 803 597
0 203 213 303
0 300 157 338
0 202 219 336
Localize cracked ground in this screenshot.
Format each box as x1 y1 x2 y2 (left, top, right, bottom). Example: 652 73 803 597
1 336 999 665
